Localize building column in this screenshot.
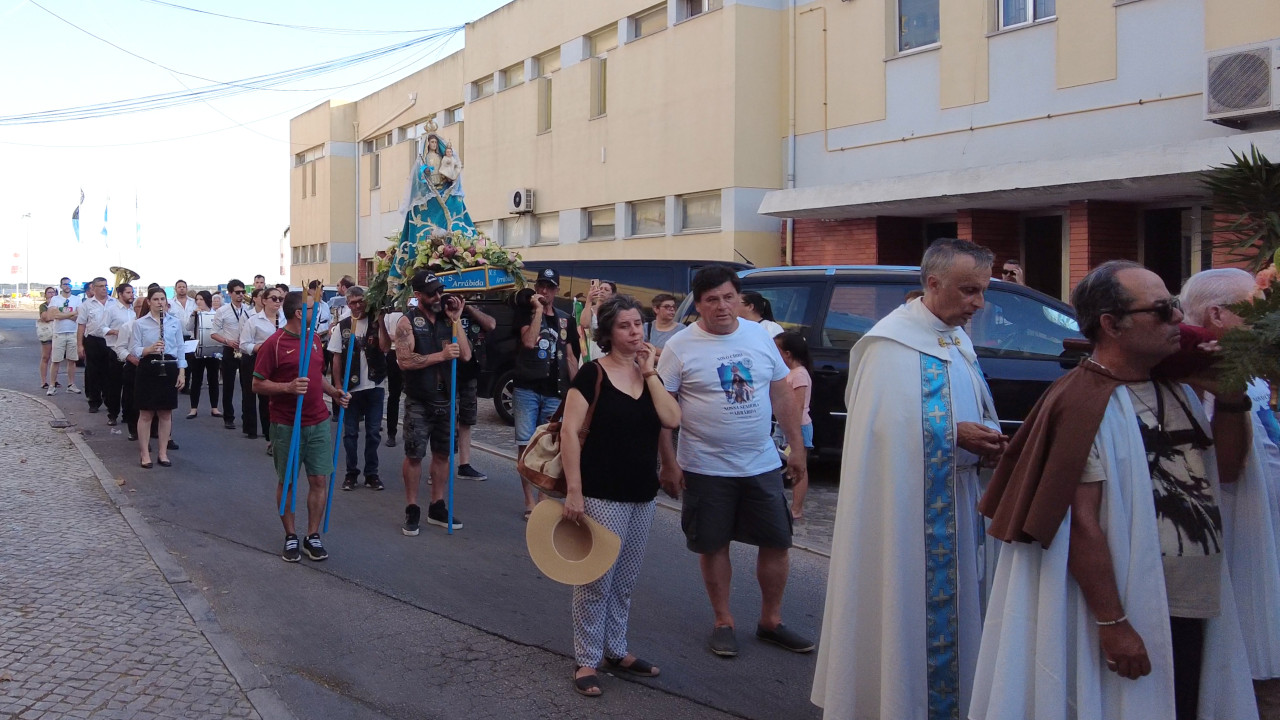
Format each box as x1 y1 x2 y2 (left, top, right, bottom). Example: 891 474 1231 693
957 209 1020 273
1067 200 1139 290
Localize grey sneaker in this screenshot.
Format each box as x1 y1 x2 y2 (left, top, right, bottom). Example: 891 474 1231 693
402 504 420 536
66 384 82 394
755 623 814 653
709 626 738 657
46 386 56 396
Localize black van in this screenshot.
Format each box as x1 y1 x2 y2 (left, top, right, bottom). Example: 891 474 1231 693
471 259 750 423
674 265 1085 457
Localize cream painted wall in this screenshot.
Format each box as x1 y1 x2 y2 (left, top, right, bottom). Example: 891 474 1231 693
355 52 465 141
1056 0 1117 88
795 0 888 136
1205 0 1280 50
464 0 649 79
733 5 787 189
938 0 989 107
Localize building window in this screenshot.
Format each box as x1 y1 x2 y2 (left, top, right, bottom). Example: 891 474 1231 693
537 49 561 76
680 192 720 231
444 105 464 126
587 206 615 240
679 0 722 22
589 26 618 57
590 57 607 118
294 144 324 166
536 77 553 134
898 0 940 51
399 119 430 143
370 152 380 190
299 170 307 200
535 213 559 245
291 247 300 265
501 216 520 247
501 63 524 90
318 243 327 263
309 163 316 197
630 199 666 236
999 0 1054 29
630 4 667 40
473 75 495 101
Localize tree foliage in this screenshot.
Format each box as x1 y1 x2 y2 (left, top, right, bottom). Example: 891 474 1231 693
1203 145 1280 270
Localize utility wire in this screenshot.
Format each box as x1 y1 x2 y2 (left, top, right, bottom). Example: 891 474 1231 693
138 0 447 35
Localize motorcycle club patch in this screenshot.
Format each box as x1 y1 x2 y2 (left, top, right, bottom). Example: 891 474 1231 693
413 316 426 328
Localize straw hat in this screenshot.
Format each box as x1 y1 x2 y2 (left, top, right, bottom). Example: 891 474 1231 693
525 500 621 586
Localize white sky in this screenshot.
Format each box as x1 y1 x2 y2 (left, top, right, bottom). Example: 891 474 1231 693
0 0 507 289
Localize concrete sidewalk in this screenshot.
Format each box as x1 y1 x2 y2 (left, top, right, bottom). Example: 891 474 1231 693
0 389 286 720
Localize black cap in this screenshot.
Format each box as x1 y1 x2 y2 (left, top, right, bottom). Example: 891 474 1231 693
411 270 443 294
535 268 560 288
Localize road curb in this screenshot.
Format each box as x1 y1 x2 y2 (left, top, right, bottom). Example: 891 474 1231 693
9 389 297 720
472 440 832 559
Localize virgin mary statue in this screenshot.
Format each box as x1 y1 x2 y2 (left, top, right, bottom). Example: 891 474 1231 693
393 131 477 281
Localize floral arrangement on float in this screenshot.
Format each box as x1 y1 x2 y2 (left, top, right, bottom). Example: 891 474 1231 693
1202 145 1280 408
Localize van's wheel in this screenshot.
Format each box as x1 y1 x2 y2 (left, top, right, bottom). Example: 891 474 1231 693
494 370 516 425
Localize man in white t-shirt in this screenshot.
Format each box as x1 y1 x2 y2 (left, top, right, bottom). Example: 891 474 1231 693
656 265 811 659
45 276 83 395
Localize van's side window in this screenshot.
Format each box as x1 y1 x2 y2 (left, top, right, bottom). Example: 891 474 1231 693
753 286 814 335
821 284 915 351
968 289 1081 359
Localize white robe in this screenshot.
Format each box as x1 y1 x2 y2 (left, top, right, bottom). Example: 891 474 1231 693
1219 379 1280 680
970 387 1257 720
813 299 1000 720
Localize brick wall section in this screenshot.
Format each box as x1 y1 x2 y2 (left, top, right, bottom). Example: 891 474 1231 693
788 219 879 266
957 209 1020 275
1067 201 1139 289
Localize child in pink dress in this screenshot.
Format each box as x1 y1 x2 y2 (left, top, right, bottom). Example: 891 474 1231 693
774 331 812 520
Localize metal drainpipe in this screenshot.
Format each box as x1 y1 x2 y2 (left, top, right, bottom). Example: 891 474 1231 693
353 121 359 284
785 0 797 266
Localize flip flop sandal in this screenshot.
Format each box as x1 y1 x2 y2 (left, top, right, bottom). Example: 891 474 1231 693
605 656 660 677
573 672 602 697
522 510 533 521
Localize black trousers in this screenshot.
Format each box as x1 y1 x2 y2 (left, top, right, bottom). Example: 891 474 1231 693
385 350 403 439
103 355 123 420
121 362 137 436
240 354 269 438
84 336 111 410
1171 616 1205 720
220 346 240 425
189 356 220 410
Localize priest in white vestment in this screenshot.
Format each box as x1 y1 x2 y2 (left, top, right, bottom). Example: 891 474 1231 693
1183 268 1280 717
975 261 1257 720
813 239 1006 720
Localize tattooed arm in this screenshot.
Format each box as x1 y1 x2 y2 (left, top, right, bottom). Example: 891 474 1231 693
395 314 458 371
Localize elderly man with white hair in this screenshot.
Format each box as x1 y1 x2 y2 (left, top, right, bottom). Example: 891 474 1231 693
1183 267 1280 719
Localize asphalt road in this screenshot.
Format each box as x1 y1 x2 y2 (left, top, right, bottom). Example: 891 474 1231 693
0 313 830 720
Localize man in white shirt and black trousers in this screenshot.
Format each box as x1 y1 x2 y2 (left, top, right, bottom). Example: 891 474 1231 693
76 277 111 415
329 285 388 491
169 279 198 392
211 278 250 431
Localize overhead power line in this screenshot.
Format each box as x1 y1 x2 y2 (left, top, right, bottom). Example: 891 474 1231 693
138 0 447 35
0 24 461 125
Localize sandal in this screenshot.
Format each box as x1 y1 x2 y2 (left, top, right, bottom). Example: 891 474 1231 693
522 509 533 521
605 655 660 677
573 669 602 697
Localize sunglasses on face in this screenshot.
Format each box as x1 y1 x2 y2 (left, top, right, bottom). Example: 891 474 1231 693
1110 297 1181 323
266 295 283 302
232 289 245 295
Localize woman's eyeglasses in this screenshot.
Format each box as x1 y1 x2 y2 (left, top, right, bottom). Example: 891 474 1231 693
266 295 284 302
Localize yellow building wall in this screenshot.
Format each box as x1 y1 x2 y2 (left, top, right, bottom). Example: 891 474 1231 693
1056 0 1117 88
735 5 787 188
939 0 989 108
795 0 888 136
1205 0 1280 50
518 230 780 265
463 7 745 224
464 0 652 80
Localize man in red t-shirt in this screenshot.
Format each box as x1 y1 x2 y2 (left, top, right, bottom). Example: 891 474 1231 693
253 291 350 563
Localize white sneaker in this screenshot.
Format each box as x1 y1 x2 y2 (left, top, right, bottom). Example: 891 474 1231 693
66 385 82 394
46 387 56 396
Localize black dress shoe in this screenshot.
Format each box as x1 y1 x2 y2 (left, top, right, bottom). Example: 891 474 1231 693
158 459 172 467
88 406 100 414
167 439 179 450
127 432 138 441
224 422 236 430
106 417 117 426
244 433 259 440
140 461 152 469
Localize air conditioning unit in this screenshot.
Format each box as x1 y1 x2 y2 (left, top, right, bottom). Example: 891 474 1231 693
1205 40 1280 125
509 188 535 214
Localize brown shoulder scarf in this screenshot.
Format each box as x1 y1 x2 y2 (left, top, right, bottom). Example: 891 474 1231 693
978 362 1124 547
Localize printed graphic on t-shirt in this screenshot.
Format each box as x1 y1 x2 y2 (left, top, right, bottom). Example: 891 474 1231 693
1131 386 1222 559
719 360 755 404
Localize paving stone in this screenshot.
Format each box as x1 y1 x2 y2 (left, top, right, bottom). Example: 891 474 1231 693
0 391 261 719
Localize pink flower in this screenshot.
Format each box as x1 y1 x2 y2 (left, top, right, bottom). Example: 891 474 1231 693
1257 266 1277 290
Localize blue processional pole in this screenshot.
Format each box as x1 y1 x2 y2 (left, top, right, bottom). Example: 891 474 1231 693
323 326 356 532
280 286 321 516
446 318 460 536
